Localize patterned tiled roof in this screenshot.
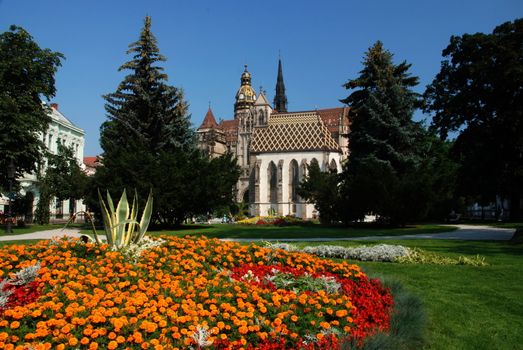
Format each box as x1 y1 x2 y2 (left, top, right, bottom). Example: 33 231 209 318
198 108 219 130
219 119 239 143
250 111 340 153
318 107 350 134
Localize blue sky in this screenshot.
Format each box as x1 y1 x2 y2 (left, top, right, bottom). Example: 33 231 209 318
1 0 521 156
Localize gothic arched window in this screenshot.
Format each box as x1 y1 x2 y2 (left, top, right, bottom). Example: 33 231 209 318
289 159 299 202
268 161 278 205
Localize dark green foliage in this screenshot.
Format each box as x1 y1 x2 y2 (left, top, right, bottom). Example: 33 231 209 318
44 144 89 202
34 188 51 225
341 276 426 350
339 41 427 225
297 159 340 224
35 144 88 224
416 136 461 220
424 18 523 218
0 25 64 192
101 16 193 155
11 192 35 218
92 16 240 226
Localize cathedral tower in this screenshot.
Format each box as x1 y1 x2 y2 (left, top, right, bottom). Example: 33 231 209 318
234 65 257 113
273 58 288 112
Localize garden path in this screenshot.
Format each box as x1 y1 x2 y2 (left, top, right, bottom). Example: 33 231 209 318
0 228 83 241
0 224 515 242
221 225 516 242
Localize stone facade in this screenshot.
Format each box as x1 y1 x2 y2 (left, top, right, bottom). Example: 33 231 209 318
17 103 86 222
197 63 349 219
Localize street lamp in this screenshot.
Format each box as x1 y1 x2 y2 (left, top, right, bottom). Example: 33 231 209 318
6 159 15 234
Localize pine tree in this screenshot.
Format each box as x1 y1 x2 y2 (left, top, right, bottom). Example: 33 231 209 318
92 16 239 226
101 16 193 156
340 41 426 225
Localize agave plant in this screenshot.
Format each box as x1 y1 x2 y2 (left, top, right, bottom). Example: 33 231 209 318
98 189 153 249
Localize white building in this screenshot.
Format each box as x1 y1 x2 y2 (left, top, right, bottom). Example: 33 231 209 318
16 103 86 222
197 62 350 219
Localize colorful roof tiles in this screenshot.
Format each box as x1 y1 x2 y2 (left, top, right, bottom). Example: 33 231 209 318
250 111 340 153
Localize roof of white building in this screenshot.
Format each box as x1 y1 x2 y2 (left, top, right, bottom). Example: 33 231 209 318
48 103 84 135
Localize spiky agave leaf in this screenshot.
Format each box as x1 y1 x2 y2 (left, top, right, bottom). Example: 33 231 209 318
135 189 153 243
98 189 114 246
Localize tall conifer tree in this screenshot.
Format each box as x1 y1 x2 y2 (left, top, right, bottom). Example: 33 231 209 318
101 16 192 155
92 16 239 226
340 41 427 224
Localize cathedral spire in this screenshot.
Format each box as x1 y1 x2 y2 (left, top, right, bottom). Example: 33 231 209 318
273 58 288 112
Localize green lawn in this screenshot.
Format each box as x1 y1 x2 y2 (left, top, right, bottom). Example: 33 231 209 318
0 239 42 248
144 223 457 239
297 239 523 350
0 224 57 235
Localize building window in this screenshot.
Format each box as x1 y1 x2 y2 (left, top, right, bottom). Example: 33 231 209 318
289 160 299 202
268 161 278 205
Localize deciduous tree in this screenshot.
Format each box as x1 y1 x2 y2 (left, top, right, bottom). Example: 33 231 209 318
34 144 88 224
424 18 523 219
0 25 63 192
298 159 340 224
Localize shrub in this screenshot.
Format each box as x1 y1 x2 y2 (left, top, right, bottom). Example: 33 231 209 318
237 215 308 226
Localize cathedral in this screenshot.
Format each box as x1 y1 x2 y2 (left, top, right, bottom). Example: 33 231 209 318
197 60 350 219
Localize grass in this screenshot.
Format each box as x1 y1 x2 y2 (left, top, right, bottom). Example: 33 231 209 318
300 239 523 350
0 224 58 235
0 239 42 248
143 223 458 239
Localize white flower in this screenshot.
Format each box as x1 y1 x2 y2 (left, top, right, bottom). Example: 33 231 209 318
191 325 213 347
118 236 165 262
10 262 41 285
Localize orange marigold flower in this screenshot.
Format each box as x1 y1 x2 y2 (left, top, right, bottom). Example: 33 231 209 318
107 340 118 349
320 321 331 329
68 337 79 346
116 335 125 344
336 309 348 317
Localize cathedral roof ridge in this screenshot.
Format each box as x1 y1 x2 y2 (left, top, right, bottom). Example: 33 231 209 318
254 91 271 106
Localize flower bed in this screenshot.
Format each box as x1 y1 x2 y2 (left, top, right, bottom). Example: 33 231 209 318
266 243 488 266
0 236 393 349
236 216 308 226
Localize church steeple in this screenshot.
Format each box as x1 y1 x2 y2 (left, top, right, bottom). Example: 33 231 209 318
273 58 288 112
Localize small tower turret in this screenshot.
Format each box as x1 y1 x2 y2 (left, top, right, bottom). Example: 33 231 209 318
234 65 257 114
